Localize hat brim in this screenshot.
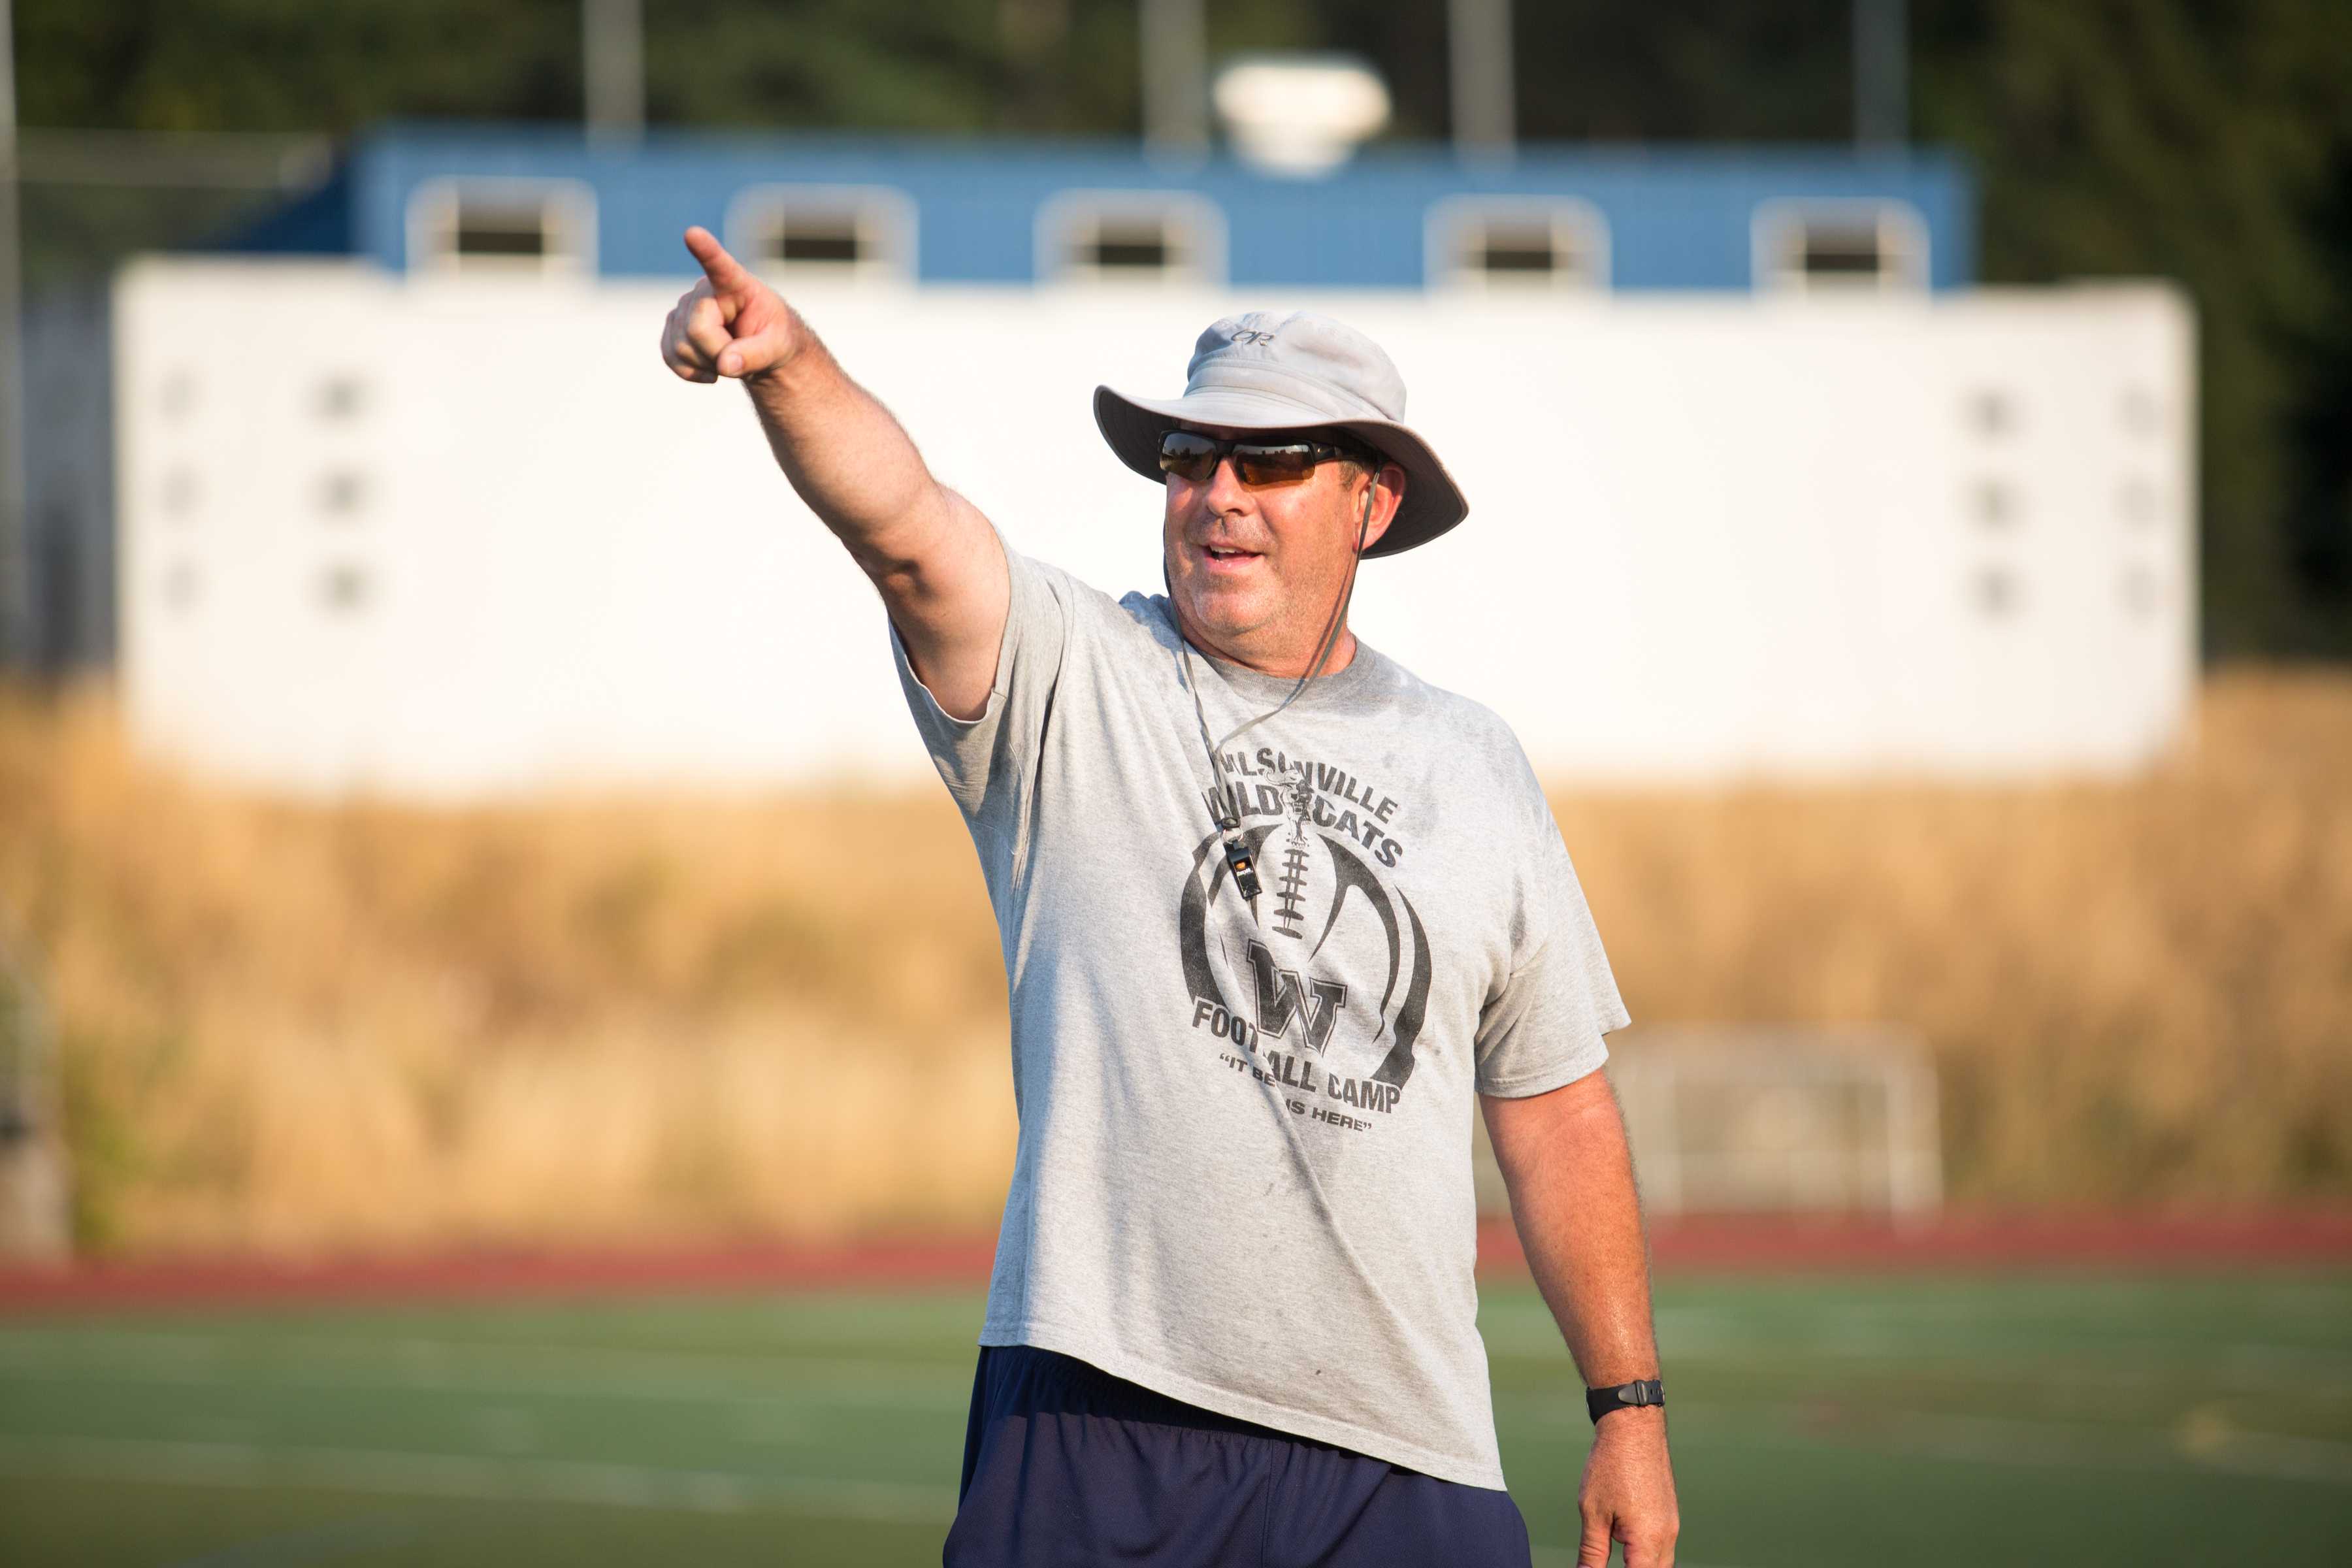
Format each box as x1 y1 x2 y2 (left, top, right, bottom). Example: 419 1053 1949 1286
1093 385 1469 558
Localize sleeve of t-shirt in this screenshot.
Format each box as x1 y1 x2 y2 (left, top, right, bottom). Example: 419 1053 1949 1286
1472 763 1632 1098
886 538 1073 822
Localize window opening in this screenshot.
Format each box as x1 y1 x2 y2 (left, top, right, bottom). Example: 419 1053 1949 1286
1754 201 1927 293
1427 199 1609 292
1041 194 1224 286
728 186 914 283
409 180 595 276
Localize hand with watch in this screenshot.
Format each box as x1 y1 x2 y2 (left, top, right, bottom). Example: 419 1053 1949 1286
1577 1374 1673 1566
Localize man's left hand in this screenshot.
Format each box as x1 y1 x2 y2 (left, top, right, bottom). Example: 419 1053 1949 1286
1576 1407 1678 1567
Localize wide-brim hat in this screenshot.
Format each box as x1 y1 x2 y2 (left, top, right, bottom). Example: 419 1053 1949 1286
1093 310 1469 557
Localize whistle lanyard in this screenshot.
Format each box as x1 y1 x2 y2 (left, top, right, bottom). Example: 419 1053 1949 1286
1175 502 1369 919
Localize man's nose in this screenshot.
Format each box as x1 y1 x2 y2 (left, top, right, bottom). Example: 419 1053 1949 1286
1201 455 1252 511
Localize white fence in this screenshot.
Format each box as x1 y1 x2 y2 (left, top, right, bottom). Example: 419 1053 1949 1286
1472 1024 1942 1221
116 261 2195 796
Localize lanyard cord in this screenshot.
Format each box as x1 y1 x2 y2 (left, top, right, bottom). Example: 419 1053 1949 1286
1173 492 1373 915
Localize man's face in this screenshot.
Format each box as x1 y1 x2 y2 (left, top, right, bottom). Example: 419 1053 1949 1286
1160 425 1401 670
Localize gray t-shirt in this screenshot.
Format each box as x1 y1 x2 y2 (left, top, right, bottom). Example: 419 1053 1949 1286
889 544 1629 1490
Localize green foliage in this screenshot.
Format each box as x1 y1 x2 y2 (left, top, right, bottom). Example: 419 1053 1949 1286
1913 0 2352 654
52 1025 142 1252
9 0 2349 653
15 0 580 132
2280 146 2352 648
645 0 1013 133
1506 0 1857 142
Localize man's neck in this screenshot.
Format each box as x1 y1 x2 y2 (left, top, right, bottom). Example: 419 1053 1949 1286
1174 606 1359 681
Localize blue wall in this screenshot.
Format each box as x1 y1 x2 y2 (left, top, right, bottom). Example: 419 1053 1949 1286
281 123 1974 292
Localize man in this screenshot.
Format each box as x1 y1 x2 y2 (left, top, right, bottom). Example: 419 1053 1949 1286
660 225 1678 1568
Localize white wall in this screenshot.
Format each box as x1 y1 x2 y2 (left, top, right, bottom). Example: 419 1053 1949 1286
116 260 2195 796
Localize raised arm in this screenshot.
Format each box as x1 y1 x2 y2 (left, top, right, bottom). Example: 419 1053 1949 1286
659 225 1007 719
1482 1069 1679 1568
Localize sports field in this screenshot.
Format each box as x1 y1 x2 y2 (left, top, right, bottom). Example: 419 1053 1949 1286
1 1268 2347 1566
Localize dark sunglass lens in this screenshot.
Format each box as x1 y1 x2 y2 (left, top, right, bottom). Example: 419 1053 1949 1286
1159 431 1220 481
1232 444 1318 485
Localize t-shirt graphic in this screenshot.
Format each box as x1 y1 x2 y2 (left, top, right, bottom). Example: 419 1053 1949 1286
890 543 1630 1490
1182 750 1428 1124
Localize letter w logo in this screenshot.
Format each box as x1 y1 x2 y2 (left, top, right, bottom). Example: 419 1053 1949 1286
1246 941 1348 1054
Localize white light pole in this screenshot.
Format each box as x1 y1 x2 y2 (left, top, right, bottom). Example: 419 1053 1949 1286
0 0 27 667
584 0 645 141
1448 0 1514 160
1140 0 1209 156
1854 0 1908 150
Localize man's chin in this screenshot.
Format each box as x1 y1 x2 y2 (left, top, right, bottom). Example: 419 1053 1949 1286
1173 586 1273 650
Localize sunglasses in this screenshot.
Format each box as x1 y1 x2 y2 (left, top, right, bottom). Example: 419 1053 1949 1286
1158 429 1367 487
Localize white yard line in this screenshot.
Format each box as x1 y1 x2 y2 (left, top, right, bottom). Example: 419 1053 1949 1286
0 1331 968 1412
0 1433 957 1526
1496 1397 2352 1488
2178 1429 2352 1486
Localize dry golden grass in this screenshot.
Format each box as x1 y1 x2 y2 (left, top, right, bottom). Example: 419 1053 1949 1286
1553 669 2352 1209
0 690 1012 1254
1 668 2345 1257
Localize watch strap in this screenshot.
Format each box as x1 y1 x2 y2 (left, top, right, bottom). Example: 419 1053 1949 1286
1586 1379 1665 1424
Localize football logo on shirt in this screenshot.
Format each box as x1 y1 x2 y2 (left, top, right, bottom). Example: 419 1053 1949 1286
1179 761 1431 1120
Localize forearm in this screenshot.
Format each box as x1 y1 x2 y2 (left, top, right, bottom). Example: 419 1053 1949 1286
1486 1074 1680 1568
1485 1075 1661 1390
740 329 958 580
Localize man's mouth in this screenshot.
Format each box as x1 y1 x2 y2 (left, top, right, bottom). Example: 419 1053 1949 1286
1201 544 1260 564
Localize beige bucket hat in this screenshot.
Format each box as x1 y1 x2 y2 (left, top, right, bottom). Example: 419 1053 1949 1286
1092 310 1470 557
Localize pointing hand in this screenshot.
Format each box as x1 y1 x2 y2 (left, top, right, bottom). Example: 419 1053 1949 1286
660 226 803 384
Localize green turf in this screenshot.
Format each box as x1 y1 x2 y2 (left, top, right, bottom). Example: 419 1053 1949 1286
1 1273 2346 1565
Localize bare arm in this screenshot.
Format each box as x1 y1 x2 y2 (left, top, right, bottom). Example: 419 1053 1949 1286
1482 1069 1679 1568
659 226 1006 719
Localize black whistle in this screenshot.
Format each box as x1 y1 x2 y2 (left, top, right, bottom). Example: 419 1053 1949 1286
1222 838 1262 902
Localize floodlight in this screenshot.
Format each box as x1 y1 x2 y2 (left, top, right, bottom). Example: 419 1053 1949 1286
1212 54 1391 178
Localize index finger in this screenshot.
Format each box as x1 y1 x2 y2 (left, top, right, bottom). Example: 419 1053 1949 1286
683 225 752 292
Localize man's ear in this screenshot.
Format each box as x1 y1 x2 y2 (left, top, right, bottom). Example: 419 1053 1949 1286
1358 462 1408 553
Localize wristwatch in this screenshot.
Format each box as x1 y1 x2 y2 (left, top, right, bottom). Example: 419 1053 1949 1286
1585 1379 1665 1424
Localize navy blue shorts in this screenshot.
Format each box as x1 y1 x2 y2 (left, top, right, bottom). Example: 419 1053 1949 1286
944 1345 1532 1567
